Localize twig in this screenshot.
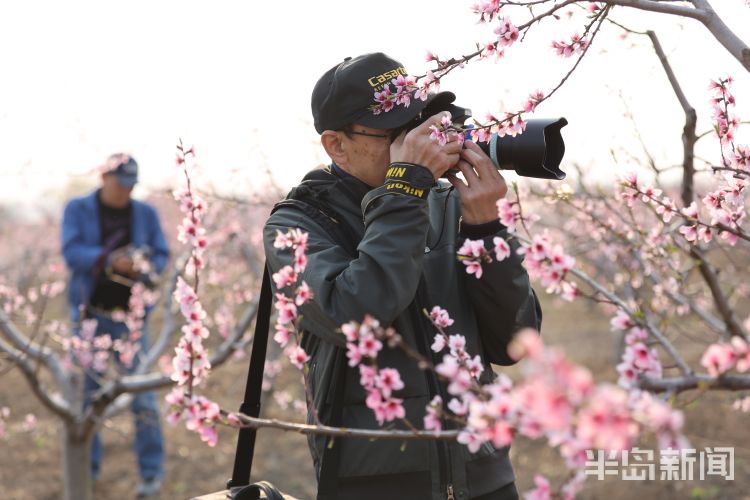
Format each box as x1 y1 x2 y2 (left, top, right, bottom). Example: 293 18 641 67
229 412 460 441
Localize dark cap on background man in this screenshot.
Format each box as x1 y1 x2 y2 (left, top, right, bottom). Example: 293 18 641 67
311 52 455 134
103 153 138 188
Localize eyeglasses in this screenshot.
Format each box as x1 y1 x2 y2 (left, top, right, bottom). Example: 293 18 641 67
348 129 390 139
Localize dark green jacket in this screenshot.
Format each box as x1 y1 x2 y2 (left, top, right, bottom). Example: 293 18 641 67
263 164 541 500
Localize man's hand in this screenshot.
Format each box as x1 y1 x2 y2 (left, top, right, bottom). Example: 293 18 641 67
390 111 463 180
446 141 508 225
111 254 135 275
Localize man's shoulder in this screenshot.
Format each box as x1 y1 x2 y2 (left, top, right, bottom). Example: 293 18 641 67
131 198 158 217
64 190 96 211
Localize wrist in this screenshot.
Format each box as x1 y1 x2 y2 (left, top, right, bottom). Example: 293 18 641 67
459 218 506 238
382 162 435 199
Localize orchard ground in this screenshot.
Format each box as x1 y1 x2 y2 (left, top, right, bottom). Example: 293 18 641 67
1 290 748 500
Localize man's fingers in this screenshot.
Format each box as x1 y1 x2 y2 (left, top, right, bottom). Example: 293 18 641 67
443 140 463 155
455 159 479 186
463 140 485 155
415 111 451 134
461 140 502 180
446 172 468 194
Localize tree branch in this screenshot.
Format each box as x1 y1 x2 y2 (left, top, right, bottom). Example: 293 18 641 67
645 30 697 206
231 413 460 441
690 247 749 340
567 267 693 374
602 0 705 20
0 308 69 392
639 372 750 392
134 261 182 375
691 0 750 72
602 0 750 72
95 298 259 422
0 336 74 422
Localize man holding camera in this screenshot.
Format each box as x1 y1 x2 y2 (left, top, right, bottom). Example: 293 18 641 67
61 153 170 497
263 53 541 500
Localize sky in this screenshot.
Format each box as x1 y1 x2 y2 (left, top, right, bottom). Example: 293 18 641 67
1 1 749 219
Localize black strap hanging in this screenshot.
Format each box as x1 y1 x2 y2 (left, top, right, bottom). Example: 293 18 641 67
228 264 274 490
227 186 360 498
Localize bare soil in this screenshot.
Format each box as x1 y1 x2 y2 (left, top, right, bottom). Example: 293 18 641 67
1 295 748 500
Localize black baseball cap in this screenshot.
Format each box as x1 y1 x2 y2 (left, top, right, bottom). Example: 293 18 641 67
104 154 138 188
311 52 455 134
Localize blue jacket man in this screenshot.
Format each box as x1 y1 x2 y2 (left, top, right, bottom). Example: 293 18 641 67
61 153 170 498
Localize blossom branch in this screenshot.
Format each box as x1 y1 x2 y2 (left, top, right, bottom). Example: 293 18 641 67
230 411 460 441
556 193 726 336
689 247 749 340
101 298 259 420
567 266 693 375
133 260 181 374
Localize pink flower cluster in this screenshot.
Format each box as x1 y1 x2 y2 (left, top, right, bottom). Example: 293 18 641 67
341 316 406 425
21 413 37 432
700 337 750 377
480 110 527 138
456 237 511 279
272 229 313 370
174 188 208 275
471 0 502 22
620 170 747 246
551 32 590 58
523 90 545 113
175 143 195 167
169 144 214 392
119 282 157 367
429 306 454 329
171 277 211 387
518 330 684 459
63 318 112 373
427 325 686 483
496 199 521 232
371 74 427 115
611 320 662 390
457 239 491 278
733 396 750 412
165 387 221 446
709 77 738 148
338 301 686 497
0 407 9 439
273 228 309 275
618 173 672 215
432 335 491 445
586 2 604 14
678 201 713 244
517 233 577 299
701 181 747 246
0 279 65 327
494 17 519 49
429 114 464 146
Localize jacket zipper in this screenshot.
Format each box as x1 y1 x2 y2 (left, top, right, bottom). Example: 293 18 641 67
447 484 455 500
412 278 454 498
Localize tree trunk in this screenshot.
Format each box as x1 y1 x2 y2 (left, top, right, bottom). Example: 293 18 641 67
62 423 93 500
60 369 94 500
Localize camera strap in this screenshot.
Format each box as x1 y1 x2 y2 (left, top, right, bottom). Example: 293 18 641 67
229 169 359 497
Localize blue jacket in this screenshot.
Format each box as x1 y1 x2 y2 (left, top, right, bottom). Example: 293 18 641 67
61 190 170 321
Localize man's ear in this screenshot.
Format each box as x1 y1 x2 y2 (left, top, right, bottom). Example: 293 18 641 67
321 130 348 166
